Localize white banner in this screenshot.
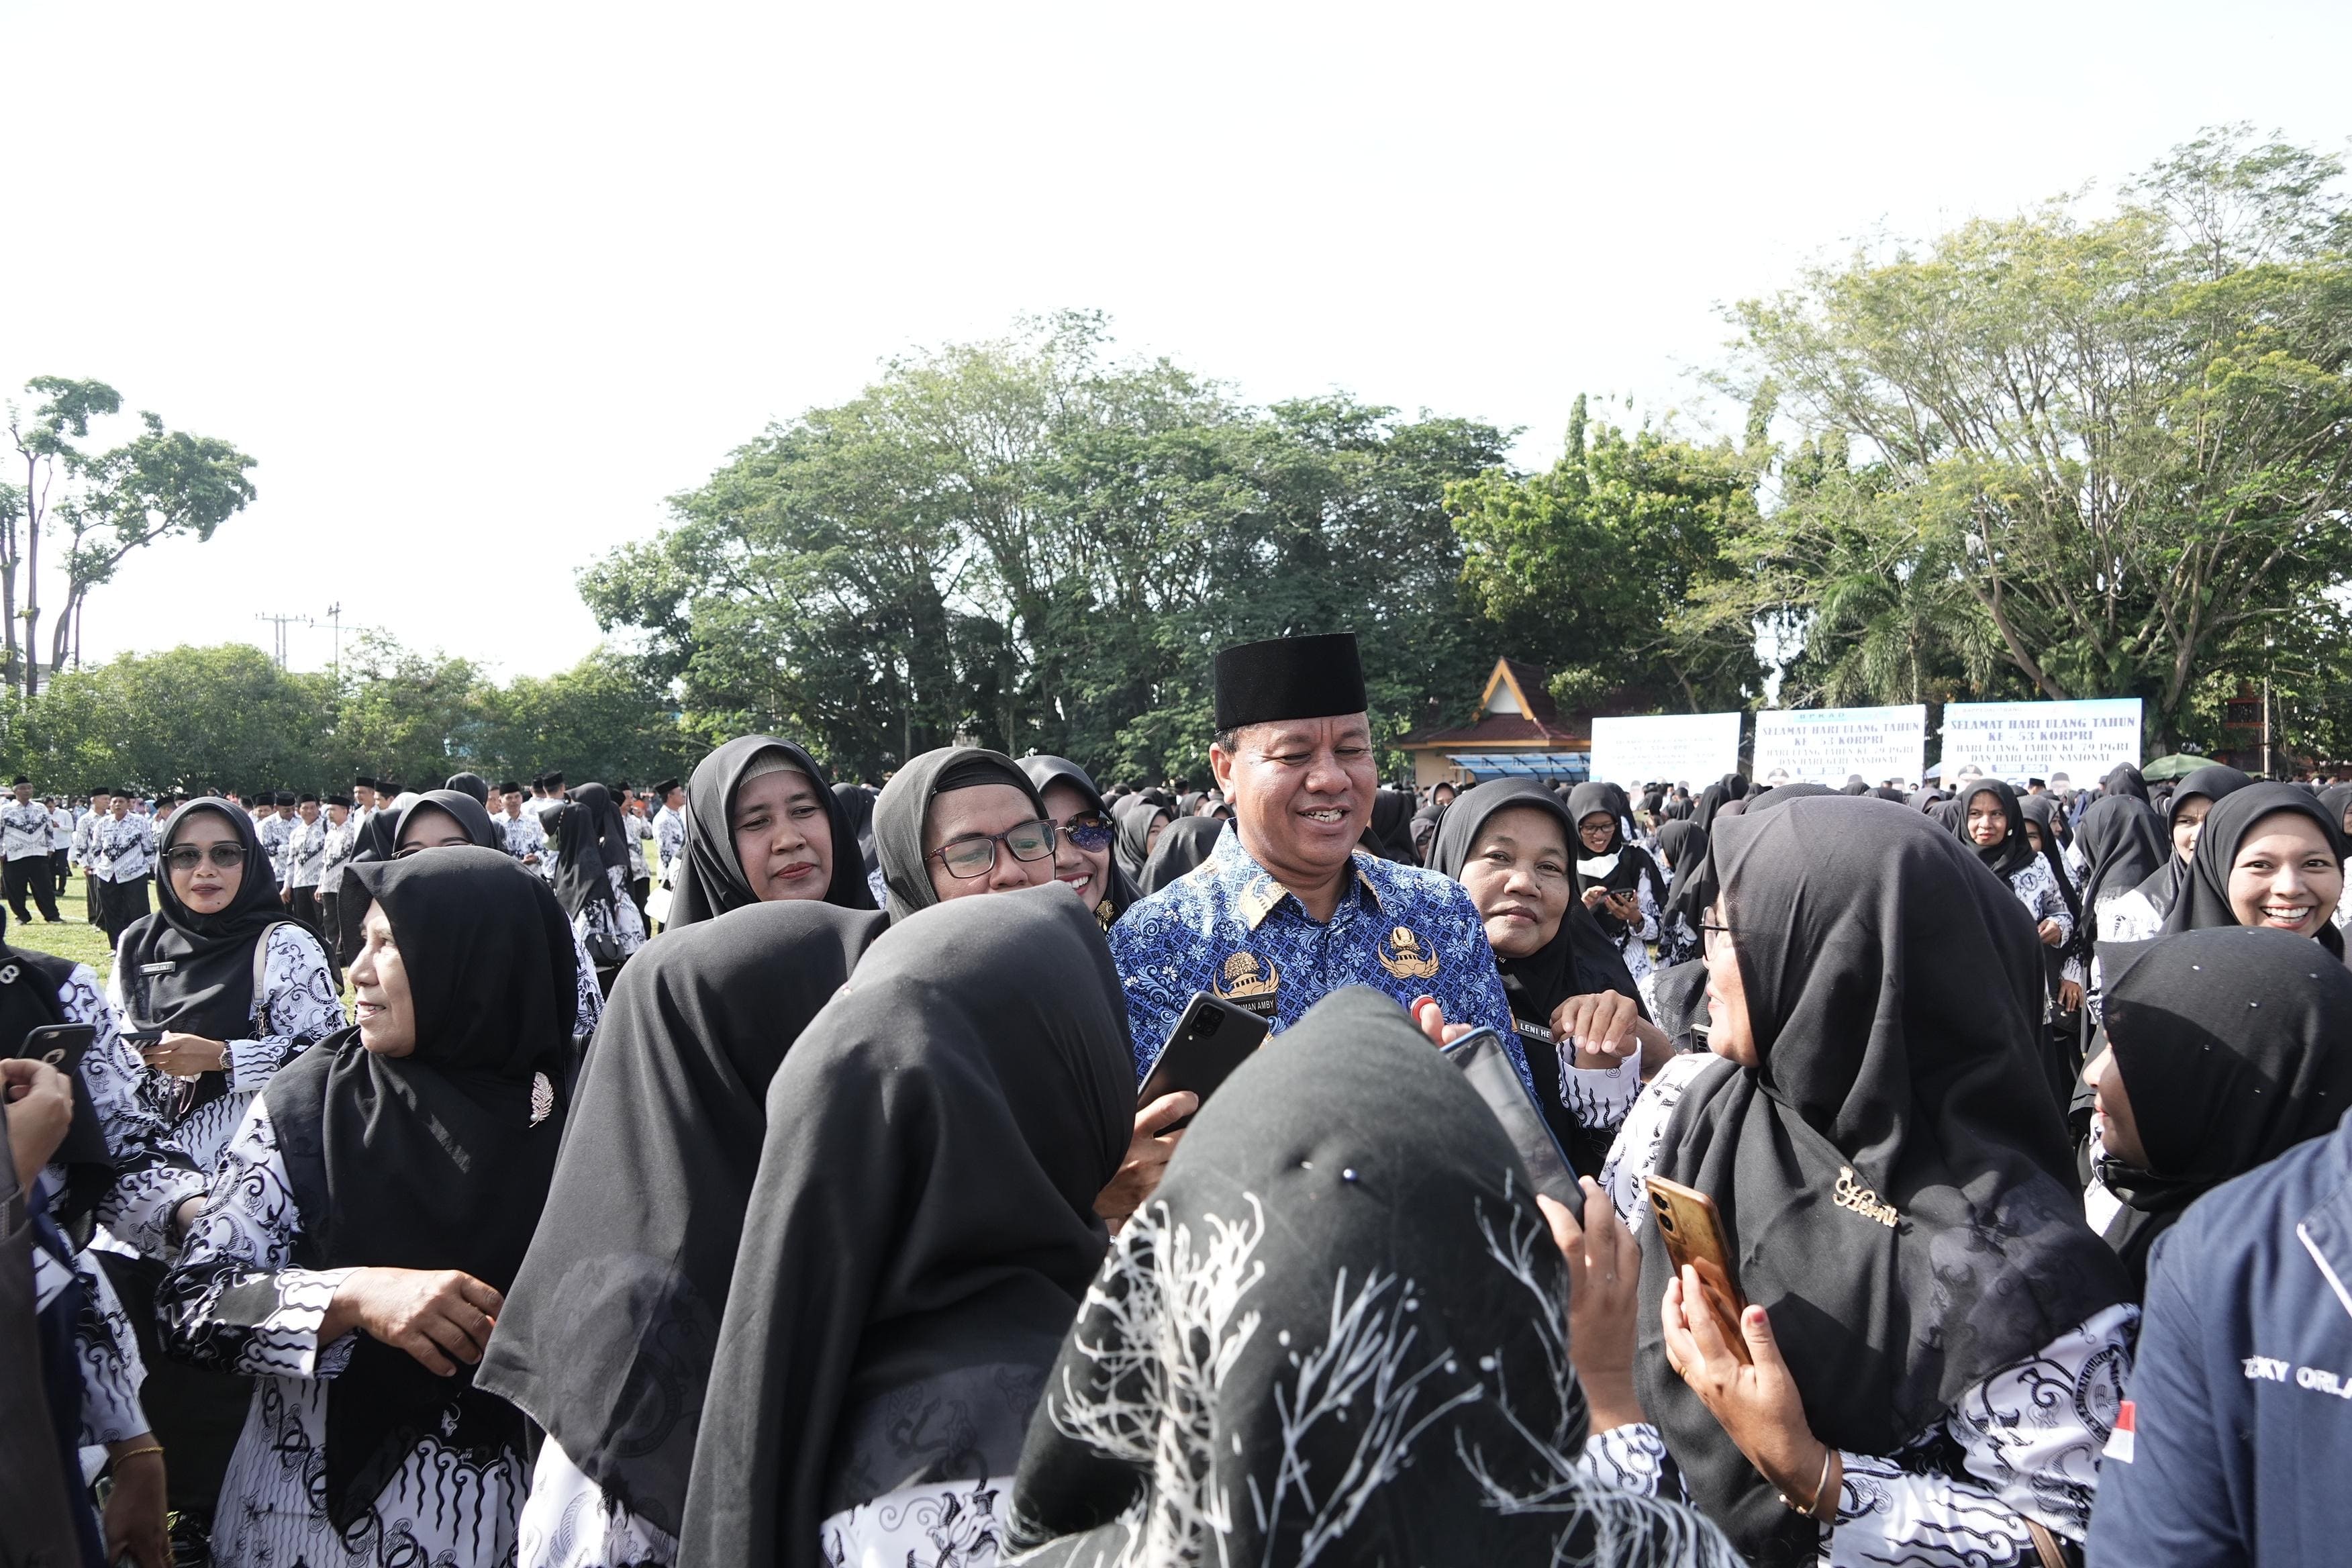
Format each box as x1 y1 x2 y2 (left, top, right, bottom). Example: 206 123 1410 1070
1589 712 1743 788
1752 705 1928 787
1937 699 2143 785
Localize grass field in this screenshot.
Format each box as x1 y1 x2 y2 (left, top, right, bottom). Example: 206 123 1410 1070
9 877 120 985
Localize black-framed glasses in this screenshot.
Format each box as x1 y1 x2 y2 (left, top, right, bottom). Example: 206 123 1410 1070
930 820 1058 879
163 844 246 873
1699 920 1735 956
1055 813 1115 852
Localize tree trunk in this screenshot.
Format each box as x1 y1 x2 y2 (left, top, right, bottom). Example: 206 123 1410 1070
21 514 40 700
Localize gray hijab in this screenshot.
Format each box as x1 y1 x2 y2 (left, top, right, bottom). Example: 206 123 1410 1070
871 747 1046 924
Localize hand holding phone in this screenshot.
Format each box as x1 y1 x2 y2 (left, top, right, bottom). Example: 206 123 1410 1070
1136 993 1271 1131
1645 1175 1749 1364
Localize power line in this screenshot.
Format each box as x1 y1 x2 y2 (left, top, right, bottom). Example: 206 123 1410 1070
253 611 311 670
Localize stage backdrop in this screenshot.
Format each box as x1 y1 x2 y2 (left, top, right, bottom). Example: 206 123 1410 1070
1753 704 1928 787
1937 699 2143 783
1589 712 1742 788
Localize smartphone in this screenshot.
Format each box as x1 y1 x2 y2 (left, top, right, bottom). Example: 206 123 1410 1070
1645 1173 1750 1363
1442 1027 1582 1209
1136 992 1271 1130
16 1023 93 1075
121 1029 163 1050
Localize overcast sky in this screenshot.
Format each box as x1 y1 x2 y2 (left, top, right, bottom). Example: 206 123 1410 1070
3 1 2345 680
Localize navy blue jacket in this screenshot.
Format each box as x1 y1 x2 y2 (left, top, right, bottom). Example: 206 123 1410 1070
2088 1111 2352 1567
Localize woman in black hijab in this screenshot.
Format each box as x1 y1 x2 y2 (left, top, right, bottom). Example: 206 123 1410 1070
1951 779 2075 993
158 848 577 1567
679 887 1132 1568
1111 797 1169 885
1565 781 1665 996
1365 786 1416 863
478 901 889 1563
1003 987 1737 1568
832 781 881 875
1431 779 1664 1175
665 737 877 928
873 746 1057 920
112 797 345 1175
2102 762 2151 804
552 781 648 972
2105 764 2254 940
2074 793 2167 938
1020 756 1138 930
1136 815 1224 895
1651 819 1708 964
391 788 507 854
2082 928 2352 1292
2155 781 2347 958
1582 797 2130 1564
1409 799 1444 863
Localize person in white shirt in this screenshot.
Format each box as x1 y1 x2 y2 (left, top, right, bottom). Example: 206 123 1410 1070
89 791 158 946
499 781 548 871
45 793 73 903
279 793 330 953
3 775 62 923
73 787 111 924
319 794 358 973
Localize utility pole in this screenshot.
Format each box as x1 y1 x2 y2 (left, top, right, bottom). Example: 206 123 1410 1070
324 601 343 689
253 611 309 670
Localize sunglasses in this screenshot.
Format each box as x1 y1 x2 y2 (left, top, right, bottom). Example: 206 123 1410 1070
1057 813 1116 852
163 844 247 873
930 820 1058 879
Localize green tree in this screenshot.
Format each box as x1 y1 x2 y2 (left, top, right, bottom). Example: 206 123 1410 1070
328 631 493 791
479 647 696 787
1722 127 2352 747
3 379 256 696
0 644 332 793
1447 395 1763 714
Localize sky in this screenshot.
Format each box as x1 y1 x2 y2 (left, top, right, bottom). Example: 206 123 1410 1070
3 0 2346 681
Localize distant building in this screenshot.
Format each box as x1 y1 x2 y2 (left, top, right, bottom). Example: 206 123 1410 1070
1395 658 1589 789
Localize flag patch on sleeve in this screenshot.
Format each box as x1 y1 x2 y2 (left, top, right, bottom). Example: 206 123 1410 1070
2102 1399 2136 1464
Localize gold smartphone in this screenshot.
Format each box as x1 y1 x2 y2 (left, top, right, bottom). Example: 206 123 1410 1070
1645 1174 1751 1365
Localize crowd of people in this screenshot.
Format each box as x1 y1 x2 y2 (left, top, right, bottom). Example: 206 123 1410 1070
5 630 2348 1568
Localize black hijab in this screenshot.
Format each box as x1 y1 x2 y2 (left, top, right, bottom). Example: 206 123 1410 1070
551 781 634 920
442 771 492 807
2318 783 2352 840
1366 787 1416 862
1949 777 2037 881
1656 781 1836 961
262 848 577 1529
2157 781 2347 957
1654 818 1706 878
1019 755 1140 926
871 746 1046 924
679 887 1131 1568
1692 781 1730 833
2094 928 2352 1289
2130 764 2255 917
2102 762 2151 803
1137 816 1225 895
1112 797 1167 883
2018 793 2083 924
2073 792 2167 917
1565 781 1665 906
1431 780 1645 1173
392 789 506 853
476 901 889 1537
832 783 880 877
1409 799 1444 864
1639 798 2128 1563
666 737 875 927
115 799 289 1057
1005 987 1738 1568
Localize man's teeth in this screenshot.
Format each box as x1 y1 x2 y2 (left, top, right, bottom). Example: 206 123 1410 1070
1306 809 1344 822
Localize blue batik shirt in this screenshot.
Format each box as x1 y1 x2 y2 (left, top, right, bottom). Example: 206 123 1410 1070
1108 825 1526 1087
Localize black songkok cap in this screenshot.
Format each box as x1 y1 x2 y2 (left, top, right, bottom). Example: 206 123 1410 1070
541 772 565 789
652 778 680 797
354 775 377 790
1212 632 1367 732
10 776 28 787
275 791 298 807
498 781 524 796
297 792 320 805
326 794 353 807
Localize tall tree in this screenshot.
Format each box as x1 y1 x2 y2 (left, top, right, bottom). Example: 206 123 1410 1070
1723 128 2352 746
2 379 256 696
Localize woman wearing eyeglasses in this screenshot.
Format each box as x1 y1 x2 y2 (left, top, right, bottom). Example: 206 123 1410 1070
1019 755 1136 930
873 747 1061 918
106 795 349 1557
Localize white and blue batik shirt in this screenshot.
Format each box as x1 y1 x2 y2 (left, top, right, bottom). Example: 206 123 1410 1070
1108 825 1525 1086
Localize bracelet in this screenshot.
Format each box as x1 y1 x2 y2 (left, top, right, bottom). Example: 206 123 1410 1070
1777 1444 1836 1520
113 1444 165 1465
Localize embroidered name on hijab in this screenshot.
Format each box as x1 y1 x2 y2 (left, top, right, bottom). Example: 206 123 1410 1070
1834 1166 1898 1226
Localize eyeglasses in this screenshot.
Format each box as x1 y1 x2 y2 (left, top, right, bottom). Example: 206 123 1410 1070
1056 814 1116 852
1699 920 1736 956
164 844 246 873
930 820 1058 879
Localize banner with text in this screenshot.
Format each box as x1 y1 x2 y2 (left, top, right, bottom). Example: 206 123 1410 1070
1589 712 1743 788
1752 705 1928 787
1937 699 2143 784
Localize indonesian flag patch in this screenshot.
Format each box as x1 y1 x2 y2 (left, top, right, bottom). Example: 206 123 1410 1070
2102 1399 2136 1464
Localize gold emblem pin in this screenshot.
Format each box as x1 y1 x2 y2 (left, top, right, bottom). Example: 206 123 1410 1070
1215 951 1281 1000
1377 925 1440 981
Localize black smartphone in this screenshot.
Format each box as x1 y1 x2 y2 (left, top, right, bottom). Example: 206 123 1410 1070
1137 992 1271 1131
121 1029 163 1050
16 1023 94 1075
1443 1026 1583 1210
